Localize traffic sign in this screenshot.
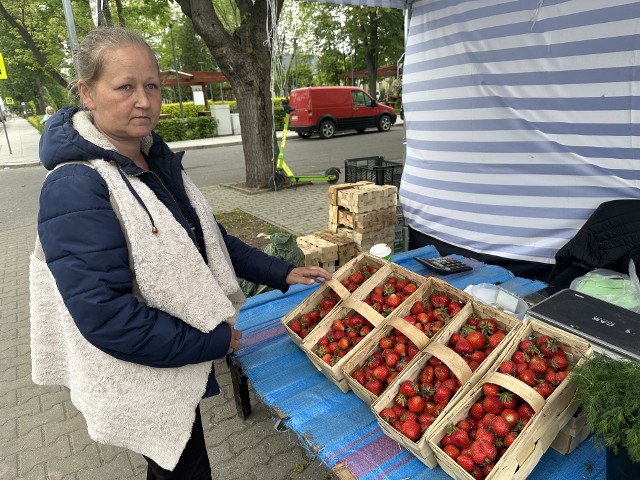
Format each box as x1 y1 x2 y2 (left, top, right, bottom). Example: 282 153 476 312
0 53 7 80
5 97 13 104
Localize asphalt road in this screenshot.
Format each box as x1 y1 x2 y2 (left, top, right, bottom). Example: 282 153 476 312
181 127 405 187
0 127 405 231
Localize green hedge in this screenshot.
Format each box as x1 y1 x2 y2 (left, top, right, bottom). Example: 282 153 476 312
154 116 217 142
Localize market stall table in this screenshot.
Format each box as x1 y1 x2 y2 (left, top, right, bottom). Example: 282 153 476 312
233 246 605 479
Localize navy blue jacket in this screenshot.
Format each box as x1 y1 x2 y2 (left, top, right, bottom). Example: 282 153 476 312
38 107 294 394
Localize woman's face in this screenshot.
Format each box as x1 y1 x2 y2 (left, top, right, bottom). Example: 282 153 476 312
79 44 161 145
46 107 54 115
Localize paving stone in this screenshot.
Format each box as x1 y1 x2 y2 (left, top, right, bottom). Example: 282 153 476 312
47 443 102 478
74 450 137 480
1 424 43 456
18 402 66 437
18 435 71 475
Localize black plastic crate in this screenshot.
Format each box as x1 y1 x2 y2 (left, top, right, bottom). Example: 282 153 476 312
344 156 403 189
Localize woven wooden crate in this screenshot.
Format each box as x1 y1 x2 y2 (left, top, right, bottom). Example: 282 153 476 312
295 235 338 263
312 229 359 267
327 181 374 206
428 318 592 480
335 183 397 213
550 408 591 454
280 277 350 347
298 243 321 267
370 331 480 468
329 205 397 233
334 226 396 253
341 316 432 405
300 298 387 392
331 253 388 294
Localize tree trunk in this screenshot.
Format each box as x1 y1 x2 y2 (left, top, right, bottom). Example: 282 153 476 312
177 0 283 189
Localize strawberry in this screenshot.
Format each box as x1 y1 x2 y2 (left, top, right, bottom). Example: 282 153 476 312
466 331 486 351
434 385 453 405
483 395 503 415
450 428 471 448
478 317 498 335
518 402 536 420
430 292 451 308
534 383 555 398
419 365 435 384
504 431 518 447
454 337 474 356
434 364 451 382
399 380 418 397
372 365 390 383
379 408 399 424
366 378 384 395
528 355 548 374
489 415 510 437
482 383 500 397
385 293 402 308
289 319 302 334
402 283 418 296
349 271 365 285
536 335 558 357
332 319 345 332
400 420 422 442
499 360 516 376
550 354 569 372
498 390 517 410
407 395 426 413
488 330 506 349
456 454 475 472
500 408 520 429
470 402 486 419
471 439 497 465
517 369 538 387
443 444 461 460
447 300 464 317
411 301 426 314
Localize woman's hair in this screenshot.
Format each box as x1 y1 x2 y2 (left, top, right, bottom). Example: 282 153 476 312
69 26 159 98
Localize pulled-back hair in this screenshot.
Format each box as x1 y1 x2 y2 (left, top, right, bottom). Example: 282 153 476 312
69 26 159 98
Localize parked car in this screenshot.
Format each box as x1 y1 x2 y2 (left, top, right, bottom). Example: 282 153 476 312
287 86 397 139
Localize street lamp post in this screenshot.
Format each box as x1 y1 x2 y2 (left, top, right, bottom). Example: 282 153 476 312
351 51 354 86
293 37 298 90
169 19 184 119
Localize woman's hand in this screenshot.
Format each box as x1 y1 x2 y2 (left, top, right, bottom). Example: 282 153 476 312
227 327 243 354
285 266 332 286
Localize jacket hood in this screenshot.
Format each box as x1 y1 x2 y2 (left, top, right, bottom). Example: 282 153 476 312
39 106 155 172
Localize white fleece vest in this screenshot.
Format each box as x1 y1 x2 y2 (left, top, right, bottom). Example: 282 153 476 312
30 113 245 470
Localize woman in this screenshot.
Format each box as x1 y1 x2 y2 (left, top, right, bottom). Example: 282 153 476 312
29 27 331 479
40 105 55 124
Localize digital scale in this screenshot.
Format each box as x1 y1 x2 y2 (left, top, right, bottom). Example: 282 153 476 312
526 289 640 361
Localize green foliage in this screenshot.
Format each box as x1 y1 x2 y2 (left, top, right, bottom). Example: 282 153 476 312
28 116 44 134
160 102 201 118
571 354 640 462
154 117 217 142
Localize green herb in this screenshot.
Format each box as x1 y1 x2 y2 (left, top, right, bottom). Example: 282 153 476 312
570 353 640 462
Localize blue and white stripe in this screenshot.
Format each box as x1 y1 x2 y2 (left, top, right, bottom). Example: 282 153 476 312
400 0 640 263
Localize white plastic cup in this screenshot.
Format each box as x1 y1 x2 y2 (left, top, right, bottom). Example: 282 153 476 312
369 243 392 261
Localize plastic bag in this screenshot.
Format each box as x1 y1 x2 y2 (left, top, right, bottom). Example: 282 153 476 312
238 233 304 298
570 260 640 313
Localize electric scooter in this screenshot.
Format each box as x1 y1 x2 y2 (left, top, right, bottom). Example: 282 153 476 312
269 100 341 191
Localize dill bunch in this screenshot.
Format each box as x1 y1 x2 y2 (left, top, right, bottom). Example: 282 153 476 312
571 353 640 462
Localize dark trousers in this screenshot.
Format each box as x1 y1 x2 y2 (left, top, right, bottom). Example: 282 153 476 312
144 405 212 480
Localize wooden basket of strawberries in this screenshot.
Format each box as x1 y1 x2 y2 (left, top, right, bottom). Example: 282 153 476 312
341 315 432 405
387 277 474 339
280 253 385 346
300 297 386 392
349 262 427 320
370 334 477 468
427 317 592 479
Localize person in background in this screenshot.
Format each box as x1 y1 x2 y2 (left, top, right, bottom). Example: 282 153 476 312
29 26 331 480
40 105 55 124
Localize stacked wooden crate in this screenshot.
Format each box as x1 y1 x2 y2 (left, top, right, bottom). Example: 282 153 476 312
327 182 397 253
296 230 359 273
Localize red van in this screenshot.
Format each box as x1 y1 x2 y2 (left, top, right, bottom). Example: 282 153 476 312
287 86 397 139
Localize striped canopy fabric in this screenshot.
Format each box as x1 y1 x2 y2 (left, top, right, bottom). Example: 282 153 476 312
400 0 640 264
298 0 405 8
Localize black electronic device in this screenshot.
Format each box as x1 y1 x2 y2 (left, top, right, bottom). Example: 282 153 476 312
526 289 640 361
414 256 473 275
